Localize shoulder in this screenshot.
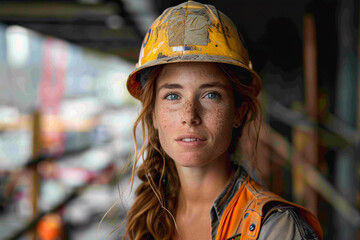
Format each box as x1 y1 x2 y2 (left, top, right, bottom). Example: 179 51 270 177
215 175 322 240
240 178 322 239
258 204 319 240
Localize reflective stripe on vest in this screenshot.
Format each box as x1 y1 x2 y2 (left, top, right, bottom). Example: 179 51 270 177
215 176 323 240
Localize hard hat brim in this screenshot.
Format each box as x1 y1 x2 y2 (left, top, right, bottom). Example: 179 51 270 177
126 54 262 100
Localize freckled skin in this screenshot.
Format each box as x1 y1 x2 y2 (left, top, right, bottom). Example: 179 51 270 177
153 62 239 168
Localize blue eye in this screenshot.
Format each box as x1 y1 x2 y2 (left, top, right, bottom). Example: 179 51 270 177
165 93 180 100
204 92 220 99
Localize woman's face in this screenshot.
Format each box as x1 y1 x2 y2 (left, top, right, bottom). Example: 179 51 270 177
152 62 241 168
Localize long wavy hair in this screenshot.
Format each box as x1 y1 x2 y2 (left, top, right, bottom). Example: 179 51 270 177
124 63 262 240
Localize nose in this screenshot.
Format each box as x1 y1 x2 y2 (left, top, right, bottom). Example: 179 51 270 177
181 99 201 126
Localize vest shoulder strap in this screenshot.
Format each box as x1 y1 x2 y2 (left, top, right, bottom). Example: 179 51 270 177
231 177 323 240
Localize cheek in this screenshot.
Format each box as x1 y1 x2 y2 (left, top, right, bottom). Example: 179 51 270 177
155 109 176 154
209 106 235 133
154 107 175 136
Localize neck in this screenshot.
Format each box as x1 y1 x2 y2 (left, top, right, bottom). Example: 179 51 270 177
175 155 234 211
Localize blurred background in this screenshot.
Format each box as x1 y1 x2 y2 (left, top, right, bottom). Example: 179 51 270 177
0 0 358 239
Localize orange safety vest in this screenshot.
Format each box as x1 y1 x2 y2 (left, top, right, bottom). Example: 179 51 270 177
215 176 323 240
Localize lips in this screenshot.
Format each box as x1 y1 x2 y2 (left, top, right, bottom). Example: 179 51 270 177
175 134 206 142
181 138 202 142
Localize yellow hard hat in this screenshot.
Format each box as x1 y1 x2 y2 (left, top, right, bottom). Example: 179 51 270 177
126 1 261 99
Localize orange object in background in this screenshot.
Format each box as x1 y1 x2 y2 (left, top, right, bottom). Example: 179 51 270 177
36 213 63 240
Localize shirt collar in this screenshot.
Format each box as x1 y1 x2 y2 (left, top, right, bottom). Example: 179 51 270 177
210 166 248 239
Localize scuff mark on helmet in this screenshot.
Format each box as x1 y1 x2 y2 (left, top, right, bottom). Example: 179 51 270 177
157 53 168 59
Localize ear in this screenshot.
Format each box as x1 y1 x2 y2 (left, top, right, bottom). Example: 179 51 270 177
152 111 158 129
233 102 248 128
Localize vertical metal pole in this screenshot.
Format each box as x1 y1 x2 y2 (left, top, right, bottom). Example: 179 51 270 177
31 110 41 240
291 128 306 204
357 4 360 230
293 14 318 215
335 0 359 239
358 5 360 133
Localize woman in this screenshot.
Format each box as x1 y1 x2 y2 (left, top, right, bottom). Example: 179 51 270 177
124 1 322 240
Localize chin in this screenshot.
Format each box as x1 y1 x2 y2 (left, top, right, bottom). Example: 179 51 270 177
171 153 213 168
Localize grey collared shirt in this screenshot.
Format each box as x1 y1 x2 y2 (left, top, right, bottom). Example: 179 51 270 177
210 167 319 240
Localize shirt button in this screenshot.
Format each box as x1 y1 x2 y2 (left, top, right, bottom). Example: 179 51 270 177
249 224 256 231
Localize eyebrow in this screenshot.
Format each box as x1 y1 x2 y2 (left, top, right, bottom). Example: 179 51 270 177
199 82 227 89
158 82 227 91
158 83 183 91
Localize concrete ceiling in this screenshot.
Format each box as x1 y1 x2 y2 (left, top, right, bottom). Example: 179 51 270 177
0 0 157 62
0 0 316 70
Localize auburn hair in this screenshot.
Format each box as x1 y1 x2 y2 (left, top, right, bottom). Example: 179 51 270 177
124 63 262 240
